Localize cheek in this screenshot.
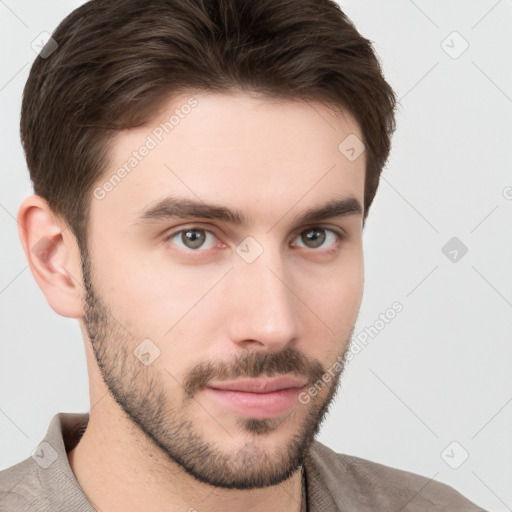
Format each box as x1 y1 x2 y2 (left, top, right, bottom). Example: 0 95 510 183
302 245 363 316
89 249 229 383
297 250 363 356
333 257 364 317
89 237 215 332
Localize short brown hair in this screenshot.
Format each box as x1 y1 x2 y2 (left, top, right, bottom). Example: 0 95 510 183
21 0 396 250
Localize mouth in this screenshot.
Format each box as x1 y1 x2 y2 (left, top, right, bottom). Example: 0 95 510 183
204 375 308 419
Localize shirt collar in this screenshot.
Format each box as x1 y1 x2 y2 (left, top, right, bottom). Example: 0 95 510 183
35 412 338 512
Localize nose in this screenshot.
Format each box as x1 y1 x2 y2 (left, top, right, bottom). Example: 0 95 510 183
225 242 303 352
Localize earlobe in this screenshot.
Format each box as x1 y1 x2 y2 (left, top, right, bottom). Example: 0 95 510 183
17 195 84 319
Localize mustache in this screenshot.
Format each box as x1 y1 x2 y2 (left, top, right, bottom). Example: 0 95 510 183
182 346 326 399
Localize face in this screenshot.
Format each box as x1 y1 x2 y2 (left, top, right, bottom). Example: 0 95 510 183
81 91 365 489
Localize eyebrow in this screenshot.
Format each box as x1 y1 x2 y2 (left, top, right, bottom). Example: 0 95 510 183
136 195 363 229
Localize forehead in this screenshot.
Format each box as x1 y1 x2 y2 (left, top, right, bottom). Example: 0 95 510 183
90 91 365 230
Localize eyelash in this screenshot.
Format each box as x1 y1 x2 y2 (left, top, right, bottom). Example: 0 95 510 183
163 225 345 254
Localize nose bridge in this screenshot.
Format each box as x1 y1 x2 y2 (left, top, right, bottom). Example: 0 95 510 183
227 237 301 348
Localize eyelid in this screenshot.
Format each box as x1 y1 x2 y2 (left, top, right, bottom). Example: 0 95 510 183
290 225 345 250
162 224 223 250
296 223 347 239
163 223 220 237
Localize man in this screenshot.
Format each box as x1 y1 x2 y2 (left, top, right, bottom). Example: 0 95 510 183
0 0 486 510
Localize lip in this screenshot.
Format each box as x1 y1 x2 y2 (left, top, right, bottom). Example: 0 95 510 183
204 376 307 419
207 375 307 393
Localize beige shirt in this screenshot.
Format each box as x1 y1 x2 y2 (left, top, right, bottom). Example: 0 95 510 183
0 412 486 511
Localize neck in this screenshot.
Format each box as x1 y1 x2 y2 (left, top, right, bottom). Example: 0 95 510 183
67 402 305 512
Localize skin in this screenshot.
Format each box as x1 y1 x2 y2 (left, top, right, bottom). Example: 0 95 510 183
18 91 366 512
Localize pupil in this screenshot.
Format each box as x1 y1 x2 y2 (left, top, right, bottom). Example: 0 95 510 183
304 229 325 248
184 229 204 248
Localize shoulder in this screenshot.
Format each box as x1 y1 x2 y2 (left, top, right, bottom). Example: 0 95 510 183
306 441 487 511
0 456 53 511
0 411 90 512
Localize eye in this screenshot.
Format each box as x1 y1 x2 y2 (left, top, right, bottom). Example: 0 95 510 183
165 228 218 251
292 227 342 250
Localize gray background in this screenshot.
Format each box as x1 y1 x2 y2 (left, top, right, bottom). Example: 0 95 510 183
1 1 510 510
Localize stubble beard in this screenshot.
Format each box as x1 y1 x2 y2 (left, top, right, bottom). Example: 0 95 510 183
80 248 352 489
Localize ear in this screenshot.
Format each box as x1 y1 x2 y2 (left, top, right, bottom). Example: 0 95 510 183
17 195 84 318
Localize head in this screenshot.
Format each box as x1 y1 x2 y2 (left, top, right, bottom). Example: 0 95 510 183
18 0 396 490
